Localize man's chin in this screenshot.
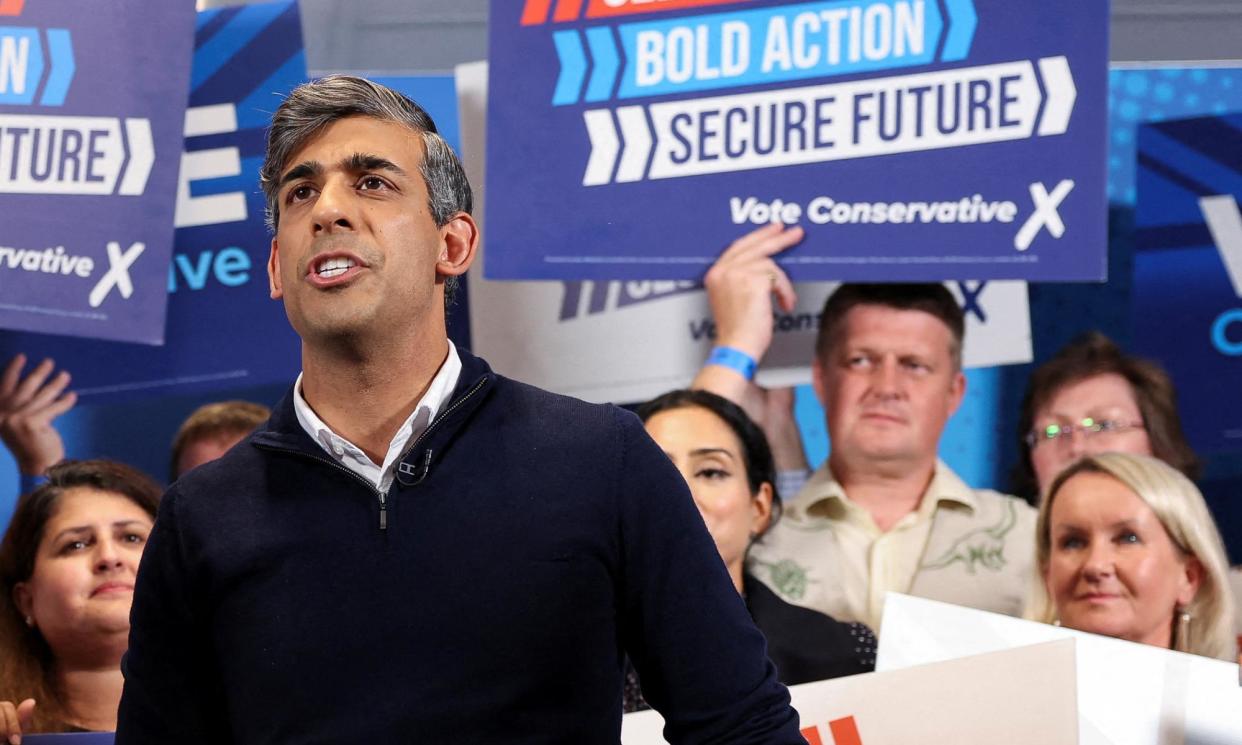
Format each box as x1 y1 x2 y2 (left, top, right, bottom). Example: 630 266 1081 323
842 441 923 466
850 432 914 455
293 313 376 346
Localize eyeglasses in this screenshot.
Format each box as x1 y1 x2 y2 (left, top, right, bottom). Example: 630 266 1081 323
1025 418 1146 448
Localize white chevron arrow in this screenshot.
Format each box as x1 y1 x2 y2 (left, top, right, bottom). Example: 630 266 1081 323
582 109 619 186
1037 56 1076 137
614 106 651 183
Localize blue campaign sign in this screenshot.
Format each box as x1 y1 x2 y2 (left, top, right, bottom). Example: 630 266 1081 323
0 0 194 343
1132 113 1242 455
0 1 307 403
484 0 1108 281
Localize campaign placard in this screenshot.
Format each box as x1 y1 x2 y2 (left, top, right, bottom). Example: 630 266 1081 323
622 639 1078 744
485 0 1108 281
0 1 307 402
1132 113 1242 455
0 0 194 343
459 60 1030 409
877 594 1242 745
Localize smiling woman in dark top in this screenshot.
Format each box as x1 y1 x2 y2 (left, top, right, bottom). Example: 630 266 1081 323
628 390 875 711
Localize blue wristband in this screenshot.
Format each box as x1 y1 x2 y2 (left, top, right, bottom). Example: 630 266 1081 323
19 473 48 495
706 346 758 381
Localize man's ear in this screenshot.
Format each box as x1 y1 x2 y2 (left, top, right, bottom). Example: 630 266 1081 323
946 369 967 417
437 213 479 278
268 238 283 300
810 356 828 407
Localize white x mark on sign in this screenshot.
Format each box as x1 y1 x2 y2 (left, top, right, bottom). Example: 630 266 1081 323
1014 180 1075 251
88 241 146 308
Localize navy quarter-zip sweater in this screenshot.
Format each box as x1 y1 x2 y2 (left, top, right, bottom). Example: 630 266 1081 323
116 349 801 744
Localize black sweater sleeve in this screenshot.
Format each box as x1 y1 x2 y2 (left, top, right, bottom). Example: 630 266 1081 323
611 409 803 744
115 487 229 744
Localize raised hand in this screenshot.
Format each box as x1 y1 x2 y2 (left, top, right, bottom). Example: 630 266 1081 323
693 224 805 404
702 222 803 361
0 355 75 476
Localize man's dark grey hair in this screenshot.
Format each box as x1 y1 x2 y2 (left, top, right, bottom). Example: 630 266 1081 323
259 75 473 306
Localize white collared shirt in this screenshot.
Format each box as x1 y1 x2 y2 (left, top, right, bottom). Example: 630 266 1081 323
293 341 462 493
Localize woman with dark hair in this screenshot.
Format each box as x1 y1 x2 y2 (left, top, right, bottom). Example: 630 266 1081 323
0 459 161 739
1015 332 1199 501
625 390 875 711
639 389 782 594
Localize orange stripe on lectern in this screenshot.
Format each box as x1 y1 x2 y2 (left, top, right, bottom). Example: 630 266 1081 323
520 0 553 25
800 726 824 745
0 0 26 16
828 716 863 745
552 0 584 22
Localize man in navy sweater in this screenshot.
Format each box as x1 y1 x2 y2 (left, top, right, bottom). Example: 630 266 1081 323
115 75 801 743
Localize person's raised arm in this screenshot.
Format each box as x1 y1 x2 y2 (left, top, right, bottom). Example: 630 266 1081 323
761 386 810 475
0 355 74 481
691 225 809 474
691 223 803 404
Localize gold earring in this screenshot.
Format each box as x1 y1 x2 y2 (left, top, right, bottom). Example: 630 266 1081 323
1175 608 1192 649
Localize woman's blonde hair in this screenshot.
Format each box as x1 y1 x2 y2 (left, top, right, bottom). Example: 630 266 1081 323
1029 452 1236 660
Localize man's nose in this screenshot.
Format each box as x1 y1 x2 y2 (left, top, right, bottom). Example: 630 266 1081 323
312 179 355 234
872 357 901 395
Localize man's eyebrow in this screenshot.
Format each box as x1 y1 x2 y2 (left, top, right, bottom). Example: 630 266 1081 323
345 153 406 176
278 154 407 192
278 161 322 190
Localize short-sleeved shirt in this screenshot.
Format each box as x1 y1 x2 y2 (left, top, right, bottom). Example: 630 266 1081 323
748 460 1036 630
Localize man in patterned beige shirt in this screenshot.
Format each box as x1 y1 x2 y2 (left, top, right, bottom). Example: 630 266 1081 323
693 224 1036 631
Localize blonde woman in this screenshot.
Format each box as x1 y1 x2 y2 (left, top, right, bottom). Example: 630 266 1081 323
1030 452 1235 660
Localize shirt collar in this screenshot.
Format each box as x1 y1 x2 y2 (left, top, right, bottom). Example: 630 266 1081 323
292 340 462 485
801 459 978 519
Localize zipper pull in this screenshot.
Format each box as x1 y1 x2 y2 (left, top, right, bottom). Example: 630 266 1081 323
379 494 388 530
